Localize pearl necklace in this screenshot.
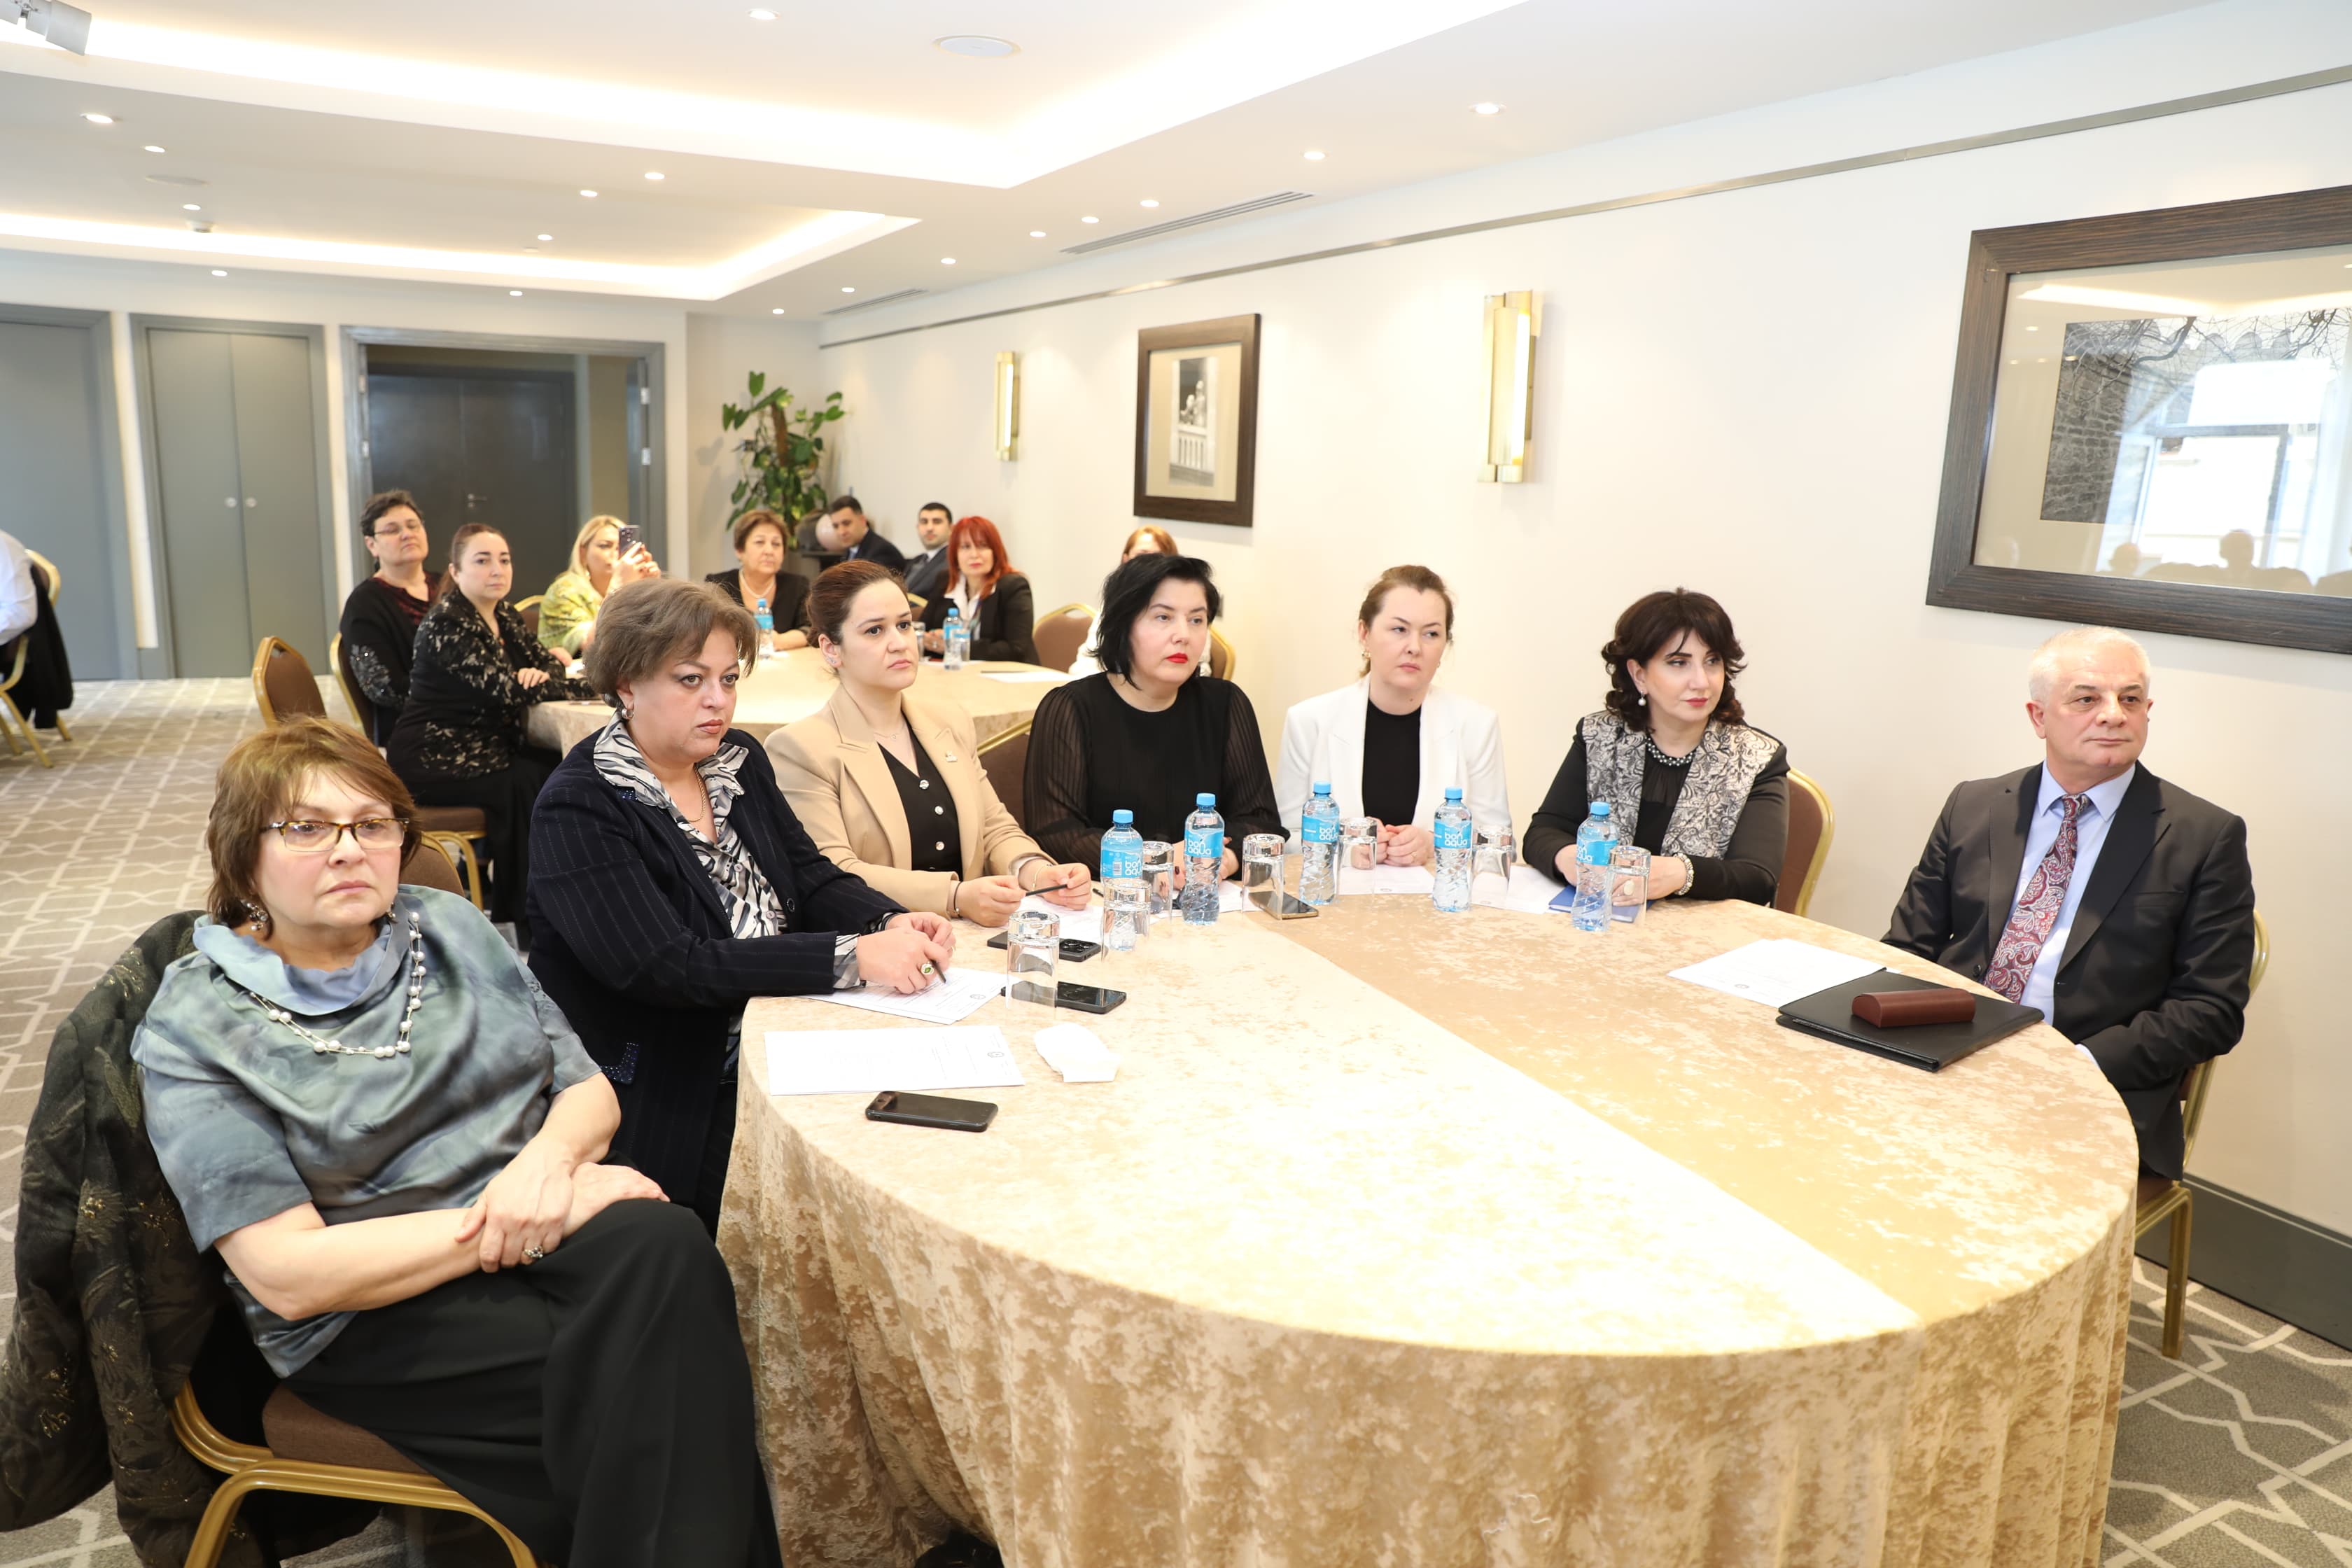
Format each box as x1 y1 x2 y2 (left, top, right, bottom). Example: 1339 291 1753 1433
1644 732 1699 769
240 911 424 1060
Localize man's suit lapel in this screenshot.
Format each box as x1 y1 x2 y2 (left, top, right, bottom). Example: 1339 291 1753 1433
2059 766 2166 972
1982 765 2038 959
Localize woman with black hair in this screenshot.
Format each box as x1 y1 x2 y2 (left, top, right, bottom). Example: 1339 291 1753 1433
1524 588 1788 904
1023 554 1282 874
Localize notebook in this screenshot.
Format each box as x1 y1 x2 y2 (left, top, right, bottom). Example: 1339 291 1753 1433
1775 972 2043 1072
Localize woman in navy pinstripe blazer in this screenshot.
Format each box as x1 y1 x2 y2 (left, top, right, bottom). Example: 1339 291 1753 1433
527 582 952 1229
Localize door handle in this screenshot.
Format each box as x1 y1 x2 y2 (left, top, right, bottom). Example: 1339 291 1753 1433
244 497 258 507
224 496 237 508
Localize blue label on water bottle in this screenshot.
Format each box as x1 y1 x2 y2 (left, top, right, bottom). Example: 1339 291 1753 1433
1102 844 1141 881
1435 816 1474 850
1184 825 1223 861
1580 839 1613 867
1303 813 1338 844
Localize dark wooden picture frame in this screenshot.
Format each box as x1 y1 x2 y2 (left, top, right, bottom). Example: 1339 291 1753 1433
1927 185 2352 654
1133 314 1261 528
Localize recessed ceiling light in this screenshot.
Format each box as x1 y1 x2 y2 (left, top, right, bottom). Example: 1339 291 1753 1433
144 144 166 153
1140 199 1158 208
1081 215 1099 224
1303 149 1325 161
1472 102 1503 115
1028 230 1046 238
211 269 227 277
748 6 776 17
771 307 785 314
934 35 1017 58
841 286 855 293
579 188 598 197
510 289 524 297
644 171 664 181
83 113 114 125
182 203 201 211
941 257 956 265
537 232 552 241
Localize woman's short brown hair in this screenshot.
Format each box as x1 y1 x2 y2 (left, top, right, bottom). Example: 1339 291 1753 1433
1121 524 1177 561
807 559 904 648
1602 588 1748 732
584 579 757 704
1354 564 1455 677
731 508 788 552
205 718 421 926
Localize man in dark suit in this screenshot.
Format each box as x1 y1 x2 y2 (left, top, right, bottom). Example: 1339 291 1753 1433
902 500 955 601
826 495 907 576
1884 626 2255 1180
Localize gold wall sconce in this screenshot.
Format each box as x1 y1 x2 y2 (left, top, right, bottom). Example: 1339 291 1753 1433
994 351 1020 460
1478 290 1537 483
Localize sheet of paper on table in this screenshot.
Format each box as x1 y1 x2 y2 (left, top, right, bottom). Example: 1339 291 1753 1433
1033 1021 1118 1083
1019 896 1104 941
981 670 1070 683
1473 864 1562 913
764 1024 1024 1096
1340 863 1436 897
1670 939 1884 1008
812 965 1005 1026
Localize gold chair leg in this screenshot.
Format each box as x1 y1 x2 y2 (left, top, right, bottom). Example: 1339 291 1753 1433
2162 1192 2194 1360
0 704 20 755
183 1469 262 1568
49 713 71 743
0 693 50 766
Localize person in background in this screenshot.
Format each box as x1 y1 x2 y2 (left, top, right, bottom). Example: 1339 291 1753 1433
528 579 948 1229
1884 627 2254 1180
822 496 906 576
1121 524 1178 567
538 516 660 657
387 524 593 923
1525 589 1788 904
132 718 781 1568
337 491 440 746
1276 566 1508 864
0 526 38 648
704 508 812 650
769 562 1089 925
918 515 1038 664
1025 554 1280 874
902 501 955 602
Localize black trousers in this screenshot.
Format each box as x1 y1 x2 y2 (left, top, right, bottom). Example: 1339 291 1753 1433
403 747 559 923
288 1200 782 1568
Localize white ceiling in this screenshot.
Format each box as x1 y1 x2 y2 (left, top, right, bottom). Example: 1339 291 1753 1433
0 0 2211 314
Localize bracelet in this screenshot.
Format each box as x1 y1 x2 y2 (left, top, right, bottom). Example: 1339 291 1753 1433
1670 853 1696 896
948 880 962 918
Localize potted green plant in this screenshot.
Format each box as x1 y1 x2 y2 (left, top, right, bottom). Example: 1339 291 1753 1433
720 372 845 545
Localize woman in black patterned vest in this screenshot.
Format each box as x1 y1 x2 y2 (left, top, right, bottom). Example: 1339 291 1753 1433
1525 589 1790 904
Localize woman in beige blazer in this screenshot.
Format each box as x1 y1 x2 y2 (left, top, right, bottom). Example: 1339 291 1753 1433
767 561 1092 925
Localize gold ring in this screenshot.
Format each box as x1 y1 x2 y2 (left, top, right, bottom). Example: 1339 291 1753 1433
522 1245 545 1263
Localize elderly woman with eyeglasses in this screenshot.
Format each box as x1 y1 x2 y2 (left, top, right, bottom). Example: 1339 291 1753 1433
131 716 783 1568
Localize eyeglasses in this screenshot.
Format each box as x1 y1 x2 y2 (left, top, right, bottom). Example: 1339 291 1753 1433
266 817 408 853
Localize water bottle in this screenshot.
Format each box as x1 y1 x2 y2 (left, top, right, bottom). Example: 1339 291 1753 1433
1181 792 1224 925
1570 801 1617 933
942 605 967 671
1298 783 1340 905
1100 809 1142 883
753 595 775 659
1432 788 1474 912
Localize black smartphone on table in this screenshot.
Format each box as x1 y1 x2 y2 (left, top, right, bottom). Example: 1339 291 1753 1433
1054 981 1126 1015
985 932 1102 962
865 1091 997 1132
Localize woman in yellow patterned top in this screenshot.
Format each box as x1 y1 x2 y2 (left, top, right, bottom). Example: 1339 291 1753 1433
538 515 660 655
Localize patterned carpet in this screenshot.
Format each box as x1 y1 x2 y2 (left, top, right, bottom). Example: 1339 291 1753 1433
1 681 2346 1568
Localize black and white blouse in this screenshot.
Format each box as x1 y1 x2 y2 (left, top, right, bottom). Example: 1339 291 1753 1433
385 594 592 780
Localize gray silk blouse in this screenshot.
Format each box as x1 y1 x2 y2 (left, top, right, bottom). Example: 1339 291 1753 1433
131 886 601 1374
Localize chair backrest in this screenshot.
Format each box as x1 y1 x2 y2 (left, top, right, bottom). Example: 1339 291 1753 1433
2180 908 2268 1166
1208 627 1237 682
401 836 467 898
1774 770 1835 918
329 633 377 742
976 721 1031 830
906 592 928 615
1032 603 1094 673
24 547 61 603
251 638 327 727
514 594 542 640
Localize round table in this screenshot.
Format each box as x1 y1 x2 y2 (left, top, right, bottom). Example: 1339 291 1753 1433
720 895 2136 1568
526 648 1070 755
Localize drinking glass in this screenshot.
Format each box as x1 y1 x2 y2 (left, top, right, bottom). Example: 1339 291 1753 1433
1105 880 1149 951
1340 817 1382 872
1241 834 1285 907
1140 841 1177 920
1005 908 1059 1012
1472 823 1517 904
1609 845 1651 925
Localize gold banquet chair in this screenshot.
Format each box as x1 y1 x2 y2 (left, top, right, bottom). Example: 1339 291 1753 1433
976 719 1033 832
0 548 73 766
2134 908 2269 1361
1774 770 1836 918
514 594 545 641
1031 602 1095 673
1207 627 1237 682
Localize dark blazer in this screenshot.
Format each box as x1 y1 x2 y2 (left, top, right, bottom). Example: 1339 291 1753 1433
920 573 1038 664
336 574 437 746
704 567 813 633
840 530 907 575
526 732 903 1215
8 558 72 728
1884 764 2255 1177
902 545 950 603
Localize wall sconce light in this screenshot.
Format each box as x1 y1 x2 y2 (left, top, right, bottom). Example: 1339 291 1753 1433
994 350 1020 460
1478 290 1537 483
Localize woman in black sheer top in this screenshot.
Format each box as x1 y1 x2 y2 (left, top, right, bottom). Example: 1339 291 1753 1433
1024 554 1282 875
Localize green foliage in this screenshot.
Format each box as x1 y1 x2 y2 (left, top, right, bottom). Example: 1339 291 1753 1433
720 372 846 542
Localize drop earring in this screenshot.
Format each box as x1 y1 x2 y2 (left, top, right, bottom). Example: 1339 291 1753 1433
1638 693 1647 706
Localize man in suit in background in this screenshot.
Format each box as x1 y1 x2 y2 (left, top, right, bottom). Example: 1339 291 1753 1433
826 496 907 576
902 501 955 602
1884 626 2255 1180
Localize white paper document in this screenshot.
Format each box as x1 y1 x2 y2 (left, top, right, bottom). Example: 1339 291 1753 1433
1033 1021 1119 1083
1340 863 1436 897
1018 896 1103 942
982 670 1069 683
1219 881 1252 912
1474 864 1563 913
1669 939 1883 1008
813 965 1005 1025
764 1025 1026 1096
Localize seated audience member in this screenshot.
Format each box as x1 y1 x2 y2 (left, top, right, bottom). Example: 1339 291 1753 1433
1525 589 1788 903
1276 566 1509 864
538 515 660 655
528 579 949 1228
337 490 440 746
1026 554 1281 873
704 508 812 648
0 526 37 647
769 563 1089 925
919 515 1039 664
386 525 593 923
1884 627 2254 1179
132 718 781 1568
1121 524 1178 567
822 496 906 575
902 500 955 601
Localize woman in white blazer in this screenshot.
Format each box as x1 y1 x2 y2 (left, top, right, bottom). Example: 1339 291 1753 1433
1275 565 1510 864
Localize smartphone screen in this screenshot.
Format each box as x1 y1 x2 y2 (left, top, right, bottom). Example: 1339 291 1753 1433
1054 982 1126 1014
866 1091 997 1132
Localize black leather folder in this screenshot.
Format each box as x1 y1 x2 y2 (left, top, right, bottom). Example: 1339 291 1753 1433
1775 972 2043 1072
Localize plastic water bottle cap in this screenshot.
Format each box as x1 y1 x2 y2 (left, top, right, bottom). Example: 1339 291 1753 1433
1196 792 1216 808
1590 801 1611 817
755 597 767 610
1313 782 1331 795
1112 809 1133 825
1445 787 1464 802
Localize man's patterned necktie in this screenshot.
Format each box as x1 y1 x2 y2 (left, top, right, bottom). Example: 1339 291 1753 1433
1984 793 2089 1004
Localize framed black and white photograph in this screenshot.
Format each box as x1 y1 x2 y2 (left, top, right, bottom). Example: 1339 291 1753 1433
1927 185 2352 653
1134 314 1259 528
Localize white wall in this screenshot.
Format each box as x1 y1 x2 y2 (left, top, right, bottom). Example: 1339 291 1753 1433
819 4 2352 1233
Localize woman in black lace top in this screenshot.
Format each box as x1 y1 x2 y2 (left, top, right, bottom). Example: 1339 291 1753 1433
1023 554 1282 874
388 524 593 921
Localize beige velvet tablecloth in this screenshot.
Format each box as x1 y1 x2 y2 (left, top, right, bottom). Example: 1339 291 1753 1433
720 896 2136 1568
526 649 1067 755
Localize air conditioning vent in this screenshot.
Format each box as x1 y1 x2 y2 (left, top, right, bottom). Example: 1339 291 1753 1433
823 288 927 316
1061 192 1314 255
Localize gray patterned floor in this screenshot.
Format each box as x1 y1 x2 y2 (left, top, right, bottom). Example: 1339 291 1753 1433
1 681 2345 1568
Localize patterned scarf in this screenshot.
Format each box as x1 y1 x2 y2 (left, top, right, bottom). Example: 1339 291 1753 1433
1578 711 1779 858
593 718 785 939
